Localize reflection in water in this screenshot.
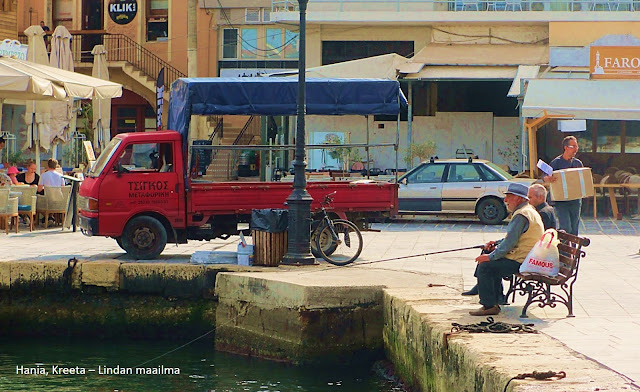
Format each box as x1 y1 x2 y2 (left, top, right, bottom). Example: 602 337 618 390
0 338 404 392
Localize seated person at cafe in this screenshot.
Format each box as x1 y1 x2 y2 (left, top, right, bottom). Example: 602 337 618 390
7 166 20 185
16 159 40 186
38 158 65 194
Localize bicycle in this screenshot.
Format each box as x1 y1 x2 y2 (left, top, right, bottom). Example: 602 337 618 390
310 192 363 266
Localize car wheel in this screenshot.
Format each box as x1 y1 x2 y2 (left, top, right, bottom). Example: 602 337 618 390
121 216 167 260
477 198 507 225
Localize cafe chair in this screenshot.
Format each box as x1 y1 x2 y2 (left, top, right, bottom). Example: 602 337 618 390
0 188 19 234
36 186 72 229
13 185 38 232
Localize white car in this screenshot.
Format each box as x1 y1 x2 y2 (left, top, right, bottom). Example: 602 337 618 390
397 158 535 224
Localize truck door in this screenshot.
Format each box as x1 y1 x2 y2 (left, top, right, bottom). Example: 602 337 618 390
99 141 183 234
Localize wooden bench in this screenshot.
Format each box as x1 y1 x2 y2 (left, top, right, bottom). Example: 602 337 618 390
505 231 590 318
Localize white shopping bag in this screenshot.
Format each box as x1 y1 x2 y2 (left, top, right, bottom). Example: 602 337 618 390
519 229 560 277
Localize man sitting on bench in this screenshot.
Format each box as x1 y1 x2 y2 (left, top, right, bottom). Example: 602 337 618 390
468 183 544 316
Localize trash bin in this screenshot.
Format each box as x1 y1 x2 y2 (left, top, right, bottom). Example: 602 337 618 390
250 209 288 266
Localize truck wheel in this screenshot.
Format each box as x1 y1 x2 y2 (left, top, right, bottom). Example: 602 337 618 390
115 237 125 251
477 198 507 225
121 216 167 260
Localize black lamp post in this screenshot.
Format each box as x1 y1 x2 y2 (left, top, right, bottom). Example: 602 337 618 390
281 0 315 265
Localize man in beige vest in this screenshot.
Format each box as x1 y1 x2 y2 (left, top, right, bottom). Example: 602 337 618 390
469 183 544 316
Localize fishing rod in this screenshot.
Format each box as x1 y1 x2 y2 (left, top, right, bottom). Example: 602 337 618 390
348 244 485 267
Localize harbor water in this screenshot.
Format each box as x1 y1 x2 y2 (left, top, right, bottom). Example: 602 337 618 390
0 338 404 392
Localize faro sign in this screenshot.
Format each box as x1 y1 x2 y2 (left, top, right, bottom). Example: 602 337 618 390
590 46 640 79
109 0 137 25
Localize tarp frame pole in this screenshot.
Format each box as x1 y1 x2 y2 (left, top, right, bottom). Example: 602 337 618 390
366 114 370 179
396 107 400 184
407 81 413 170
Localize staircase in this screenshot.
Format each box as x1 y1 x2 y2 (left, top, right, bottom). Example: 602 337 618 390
201 116 260 182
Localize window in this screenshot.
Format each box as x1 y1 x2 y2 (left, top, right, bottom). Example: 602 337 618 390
245 8 260 23
241 28 257 59
596 121 621 153
223 29 238 59
266 28 283 58
117 143 173 172
626 121 640 153
406 164 445 184
262 8 271 22
284 30 299 59
147 0 168 41
576 121 594 153
477 164 502 181
447 164 482 182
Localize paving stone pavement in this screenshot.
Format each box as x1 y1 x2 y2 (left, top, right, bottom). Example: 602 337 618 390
0 219 639 385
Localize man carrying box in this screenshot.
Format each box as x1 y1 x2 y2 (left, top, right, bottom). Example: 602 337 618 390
544 136 583 235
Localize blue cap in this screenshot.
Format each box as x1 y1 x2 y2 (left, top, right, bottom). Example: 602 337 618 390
504 183 529 200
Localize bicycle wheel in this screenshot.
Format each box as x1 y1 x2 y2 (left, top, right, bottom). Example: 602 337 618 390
315 219 363 266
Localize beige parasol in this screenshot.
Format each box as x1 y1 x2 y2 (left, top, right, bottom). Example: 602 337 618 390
49 25 74 145
91 45 112 151
23 24 51 166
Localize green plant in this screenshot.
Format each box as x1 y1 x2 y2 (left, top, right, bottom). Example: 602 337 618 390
7 151 23 166
323 133 361 170
403 141 437 167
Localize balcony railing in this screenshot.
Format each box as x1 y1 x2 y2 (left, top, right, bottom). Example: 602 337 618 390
272 0 637 12
18 32 186 88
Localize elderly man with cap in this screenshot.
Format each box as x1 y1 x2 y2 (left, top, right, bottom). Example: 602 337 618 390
468 183 544 316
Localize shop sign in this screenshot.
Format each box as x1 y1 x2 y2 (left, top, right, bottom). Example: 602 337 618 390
108 0 137 25
0 39 27 60
590 46 640 79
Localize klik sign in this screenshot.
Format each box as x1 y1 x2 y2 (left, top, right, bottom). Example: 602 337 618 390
590 46 640 79
109 0 137 25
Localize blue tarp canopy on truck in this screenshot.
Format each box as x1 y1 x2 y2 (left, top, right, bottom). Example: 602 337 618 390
167 77 407 138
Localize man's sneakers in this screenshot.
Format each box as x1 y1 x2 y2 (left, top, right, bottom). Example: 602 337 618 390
469 305 500 316
461 284 478 296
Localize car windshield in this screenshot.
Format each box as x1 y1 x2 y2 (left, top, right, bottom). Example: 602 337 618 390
485 162 513 180
87 138 122 177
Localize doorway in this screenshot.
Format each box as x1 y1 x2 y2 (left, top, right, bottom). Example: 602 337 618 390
81 0 103 62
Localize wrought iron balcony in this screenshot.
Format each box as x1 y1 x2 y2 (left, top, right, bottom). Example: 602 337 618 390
18 32 185 88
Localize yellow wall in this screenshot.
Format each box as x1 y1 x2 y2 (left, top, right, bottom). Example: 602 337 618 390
16 0 45 33
550 22 640 47
0 4 17 40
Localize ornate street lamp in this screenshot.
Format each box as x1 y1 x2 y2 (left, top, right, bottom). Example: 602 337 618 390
281 0 316 265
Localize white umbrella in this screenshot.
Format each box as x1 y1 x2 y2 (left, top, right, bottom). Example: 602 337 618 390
49 26 74 145
0 57 122 99
91 45 112 151
23 24 51 167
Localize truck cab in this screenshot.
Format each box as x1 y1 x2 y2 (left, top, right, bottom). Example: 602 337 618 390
79 131 185 259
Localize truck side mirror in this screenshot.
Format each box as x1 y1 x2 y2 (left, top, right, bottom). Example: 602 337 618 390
114 162 125 176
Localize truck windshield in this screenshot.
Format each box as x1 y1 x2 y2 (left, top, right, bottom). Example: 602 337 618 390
87 138 122 177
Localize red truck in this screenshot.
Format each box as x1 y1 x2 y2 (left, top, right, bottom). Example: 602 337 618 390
78 131 398 259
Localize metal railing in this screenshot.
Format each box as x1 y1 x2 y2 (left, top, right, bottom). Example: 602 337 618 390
272 0 637 11
18 32 186 88
101 34 186 88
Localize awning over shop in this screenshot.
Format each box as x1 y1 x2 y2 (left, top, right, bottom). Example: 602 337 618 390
401 44 549 68
507 65 540 97
522 79 640 120
404 65 517 80
268 53 408 80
